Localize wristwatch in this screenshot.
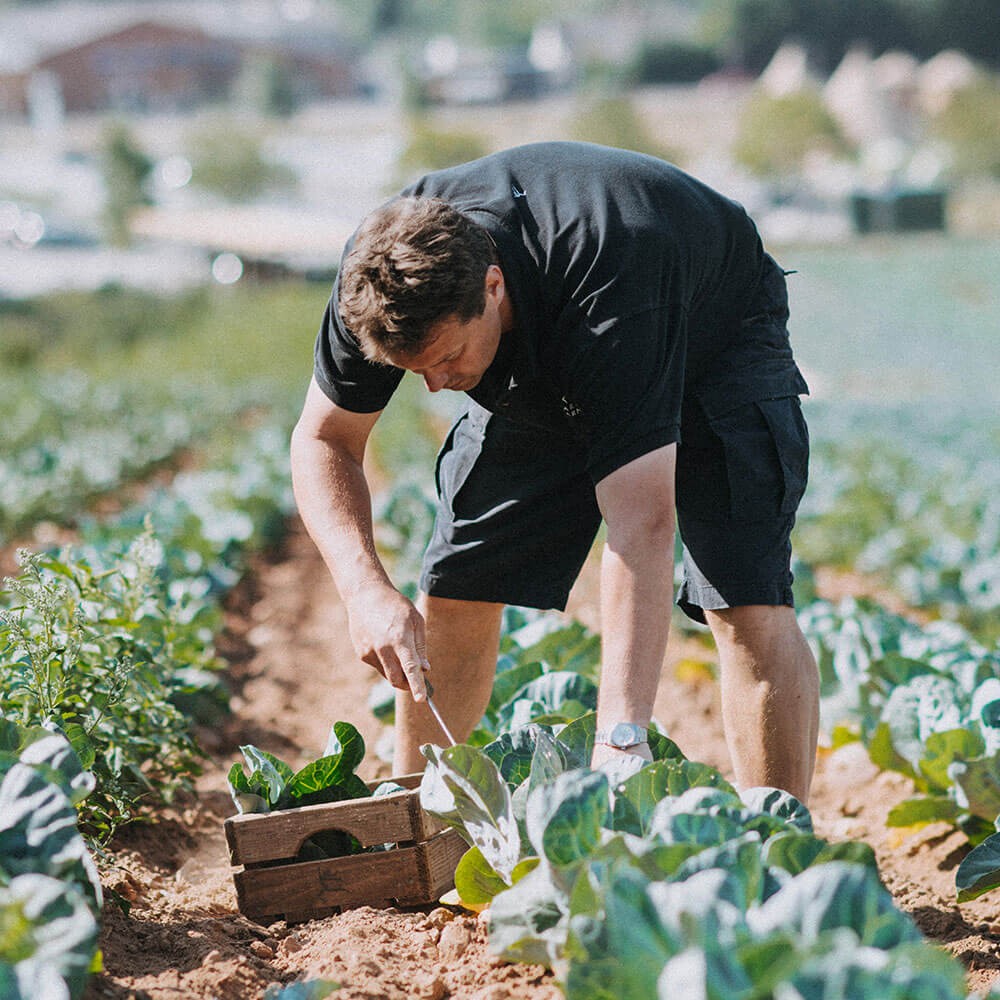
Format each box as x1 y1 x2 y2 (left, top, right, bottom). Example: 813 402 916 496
595 722 648 749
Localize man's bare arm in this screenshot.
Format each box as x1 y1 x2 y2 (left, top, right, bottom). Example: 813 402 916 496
290 377 429 701
593 443 678 761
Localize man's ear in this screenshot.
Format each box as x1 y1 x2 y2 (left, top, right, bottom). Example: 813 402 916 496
485 264 504 305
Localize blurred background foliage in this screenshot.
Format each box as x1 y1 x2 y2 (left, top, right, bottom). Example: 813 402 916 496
734 91 854 176
186 126 299 203
932 82 1000 178
340 0 1000 72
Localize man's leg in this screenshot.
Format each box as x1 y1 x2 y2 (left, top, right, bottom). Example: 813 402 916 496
705 604 819 803
393 594 504 774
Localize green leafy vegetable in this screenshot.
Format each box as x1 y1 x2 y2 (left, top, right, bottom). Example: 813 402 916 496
956 830 1000 902
420 744 521 883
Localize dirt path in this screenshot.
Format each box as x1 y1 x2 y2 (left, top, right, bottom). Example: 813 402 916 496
83 520 1000 998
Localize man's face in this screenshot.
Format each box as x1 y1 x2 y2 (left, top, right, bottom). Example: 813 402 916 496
387 265 509 394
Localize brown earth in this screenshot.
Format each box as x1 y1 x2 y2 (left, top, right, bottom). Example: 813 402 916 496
82 520 1000 999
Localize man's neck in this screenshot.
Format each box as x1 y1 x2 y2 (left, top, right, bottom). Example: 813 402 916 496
499 289 516 335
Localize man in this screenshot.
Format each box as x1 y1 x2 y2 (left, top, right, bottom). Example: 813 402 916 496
290 141 819 801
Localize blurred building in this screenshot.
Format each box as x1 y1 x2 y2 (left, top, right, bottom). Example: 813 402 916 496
0 1 361 120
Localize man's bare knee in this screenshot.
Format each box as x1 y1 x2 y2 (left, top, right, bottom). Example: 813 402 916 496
706 604 797 643
420 593 504 627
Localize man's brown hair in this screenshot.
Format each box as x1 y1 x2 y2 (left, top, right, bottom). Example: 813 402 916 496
338 197 497 363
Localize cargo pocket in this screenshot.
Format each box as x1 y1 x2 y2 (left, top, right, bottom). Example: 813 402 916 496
758 396 808 514
434 406 490 520
706 397 808 522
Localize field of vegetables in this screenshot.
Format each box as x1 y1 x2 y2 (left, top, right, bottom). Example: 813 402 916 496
2 235 1000 999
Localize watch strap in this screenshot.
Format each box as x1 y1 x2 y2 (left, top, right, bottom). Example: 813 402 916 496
595 723 649 748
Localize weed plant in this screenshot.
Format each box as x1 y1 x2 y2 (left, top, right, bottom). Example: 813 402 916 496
0 538 207 843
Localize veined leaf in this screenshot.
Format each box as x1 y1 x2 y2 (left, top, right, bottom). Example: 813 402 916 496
0 873 101 1000
956 831 1000 902
496 672 597 731
886 795 961 828
483 725 557 788
647 726 686 764
487 859 567 967
747 862 922 950
918 728 984 793
555 712 596 768
487 661 545 719
740 787 813 834
763 831 877 877
321 721 366 776
611 760 694 836
281 768 369 810
671 834 771 909
566 861 679 999
526 769 610 868
420 744 521 883
873 674 963 772
785 935 968 999
238 746 292 806
227 762 268 815
283 757 368 806
949 754 1000 821
762 831 827 876
18 729 96 806
454 846 539 906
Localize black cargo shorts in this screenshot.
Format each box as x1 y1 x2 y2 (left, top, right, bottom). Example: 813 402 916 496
418 391 809 623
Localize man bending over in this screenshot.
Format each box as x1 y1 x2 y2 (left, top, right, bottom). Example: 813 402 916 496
290 141 819 801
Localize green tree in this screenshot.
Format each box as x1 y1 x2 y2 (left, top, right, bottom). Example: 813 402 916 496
397 117 490 177
734 88 853 176
187 127 297 202
569 93 679 162
902 0 1000 68
933 78 1000 179
101 124 153 247
264 60 299 118
632 40 724 85
723 0 1000 73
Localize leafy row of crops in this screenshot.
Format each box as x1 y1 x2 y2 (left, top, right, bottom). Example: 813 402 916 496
798 596 1000 899
0 407 297 996
0 371 280 547
415 607 1000 998
798 401 1000 638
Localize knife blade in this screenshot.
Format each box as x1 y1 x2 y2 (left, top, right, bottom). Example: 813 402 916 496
424 680 458 747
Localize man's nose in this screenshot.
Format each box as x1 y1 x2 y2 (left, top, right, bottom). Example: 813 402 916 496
424 370 448 392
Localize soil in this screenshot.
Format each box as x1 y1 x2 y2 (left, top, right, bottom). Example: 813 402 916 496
82 519 1000 1000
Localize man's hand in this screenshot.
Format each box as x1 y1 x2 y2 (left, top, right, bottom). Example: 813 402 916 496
591 741 653 770
345 584 430 702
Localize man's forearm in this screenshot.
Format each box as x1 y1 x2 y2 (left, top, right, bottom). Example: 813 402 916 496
597 521 675 729
289 425 392 601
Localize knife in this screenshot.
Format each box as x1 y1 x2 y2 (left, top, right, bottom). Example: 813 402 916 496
424 680 458 747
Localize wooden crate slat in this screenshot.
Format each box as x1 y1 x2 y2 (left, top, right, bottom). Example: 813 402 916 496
394 830 469 907
224 773 445 865
226 794 417 865
232 831 465 922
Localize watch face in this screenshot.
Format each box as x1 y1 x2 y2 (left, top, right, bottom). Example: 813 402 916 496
611 722 639 747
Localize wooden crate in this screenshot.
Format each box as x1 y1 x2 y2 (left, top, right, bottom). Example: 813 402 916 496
224 773 467 924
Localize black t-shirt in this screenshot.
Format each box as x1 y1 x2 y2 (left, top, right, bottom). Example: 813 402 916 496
314 141 807 483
